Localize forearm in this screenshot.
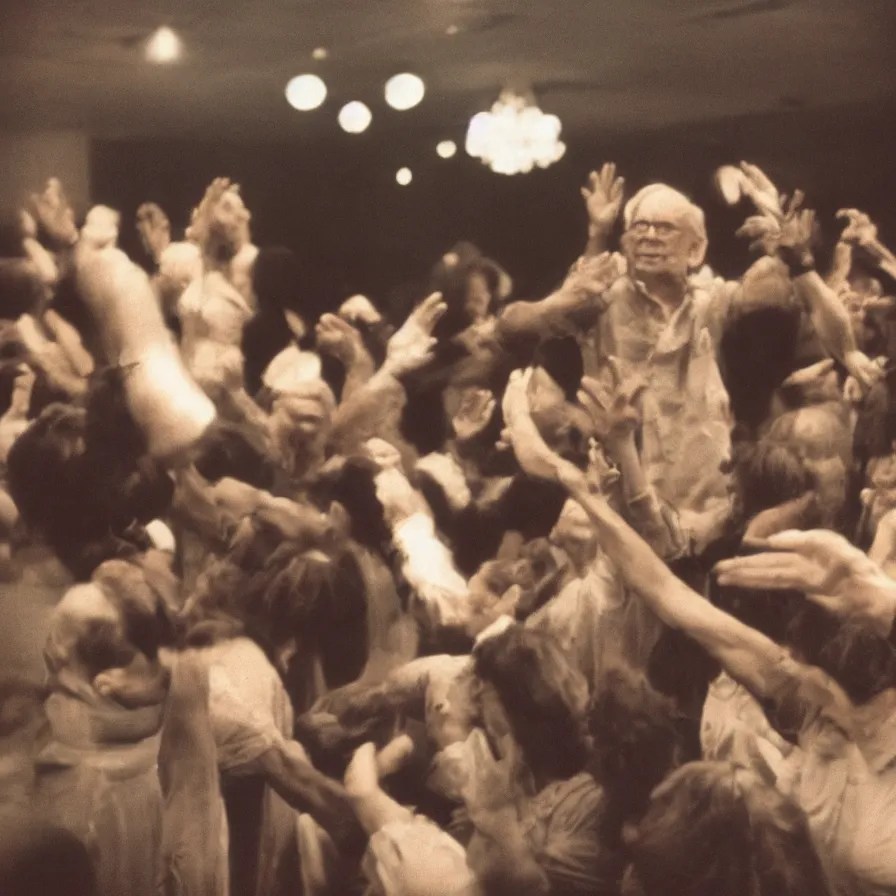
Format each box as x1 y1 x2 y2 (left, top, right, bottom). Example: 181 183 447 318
584 223 611 259
497 288 592 341
263 741 362 845
565 478 792 698
611 435 649 504
330 368 406 454
341 346 378 401
827 241 853 293
793 270 858 364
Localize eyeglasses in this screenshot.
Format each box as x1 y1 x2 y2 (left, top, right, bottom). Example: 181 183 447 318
628 219 680 237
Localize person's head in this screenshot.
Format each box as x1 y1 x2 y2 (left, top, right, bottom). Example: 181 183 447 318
135 202 171 262
429 242 512 336
472 623 591 783
7 385 174 579
268 379 336 475
0 814 97 896
621 761 831 896
192 419 276 490
43 559 176 687
587 665 689 827
763 406 851 526
622 186 708 285
186 178 251 262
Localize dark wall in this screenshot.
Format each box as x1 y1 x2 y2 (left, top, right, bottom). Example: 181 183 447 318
91 97 896 323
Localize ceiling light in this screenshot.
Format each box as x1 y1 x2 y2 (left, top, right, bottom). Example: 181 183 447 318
285 74 327 111
145 26 182 64
466 89 566 175
436 140 457 159
385 73 425 111
396 168 413 186
339 101 372 134
446 24 460 36
312 47 329 60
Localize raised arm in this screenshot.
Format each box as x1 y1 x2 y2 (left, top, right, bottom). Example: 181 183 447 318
503 368 849 711
581 163 625 257
496 252 623 342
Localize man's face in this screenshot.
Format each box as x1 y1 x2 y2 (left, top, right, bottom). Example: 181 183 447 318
622 191 704 283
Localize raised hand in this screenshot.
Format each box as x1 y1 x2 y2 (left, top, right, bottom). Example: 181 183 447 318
561 252 625 304
738 162 784 219
577 357 646 449
452 387 496 442
581 163 625 232
837 208 878 247
502 369 584 488
715 529 896 634
384 291 446 376
315 313 363 366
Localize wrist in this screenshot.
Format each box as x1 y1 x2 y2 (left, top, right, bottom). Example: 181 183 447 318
779 247 816 278
859 568 896 637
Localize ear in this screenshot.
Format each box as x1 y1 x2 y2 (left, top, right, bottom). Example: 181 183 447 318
687 235 708 270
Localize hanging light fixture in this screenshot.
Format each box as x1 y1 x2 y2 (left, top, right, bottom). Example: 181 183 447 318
285 74 327 111
145 26 182 64
436 140 457 159
396 168 413 186
465 89 566 175
385 73 425 111
338 101 372 133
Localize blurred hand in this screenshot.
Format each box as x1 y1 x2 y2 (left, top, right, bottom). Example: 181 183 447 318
452 388 496 442
837 208 878 247
385 292 446 376
715 529 896 633
738 161 784 219
561 252 625 304
316 313 362 366
577 357 646 448
581 163 625 232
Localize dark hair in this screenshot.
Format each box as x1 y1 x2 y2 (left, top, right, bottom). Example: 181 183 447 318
732 437 814 522
473 624 590 782
0 817 98 896
6 387 173 579
625 761 831 896
193 419 276 490
588 665 688 833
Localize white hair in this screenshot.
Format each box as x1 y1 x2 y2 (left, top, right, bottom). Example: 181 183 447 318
623 184 707 244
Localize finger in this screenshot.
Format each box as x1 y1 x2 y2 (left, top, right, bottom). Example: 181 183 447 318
610 176 625 202
605 355 625 387
579 376 605 407
375 734 415 777
581 187 592 202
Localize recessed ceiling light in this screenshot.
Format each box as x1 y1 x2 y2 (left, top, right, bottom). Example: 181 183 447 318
446 24 460 36
285 74 327 110
145 26 182 64
436 140 457 159
385 73 425 111
396 168 413 186
312 47 329 60
339 101 372 133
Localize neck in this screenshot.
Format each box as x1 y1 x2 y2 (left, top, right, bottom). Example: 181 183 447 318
638 273 688 309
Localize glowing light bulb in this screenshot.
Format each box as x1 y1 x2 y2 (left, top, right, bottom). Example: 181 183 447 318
312 47 329 60
436 140 457 159
385 73 425 111
146 26 182 64
338 101 372 133
285 74 327 111
446 24 460 36
396 168 413 186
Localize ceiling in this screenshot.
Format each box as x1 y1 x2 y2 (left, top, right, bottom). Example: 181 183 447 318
0 0 894 140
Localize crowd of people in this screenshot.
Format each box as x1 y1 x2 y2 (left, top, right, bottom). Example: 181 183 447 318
0 158 895 896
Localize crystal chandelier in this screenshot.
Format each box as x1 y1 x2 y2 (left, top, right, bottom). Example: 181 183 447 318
465 89 566 175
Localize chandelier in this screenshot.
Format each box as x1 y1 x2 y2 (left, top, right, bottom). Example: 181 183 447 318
465 89 566 175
